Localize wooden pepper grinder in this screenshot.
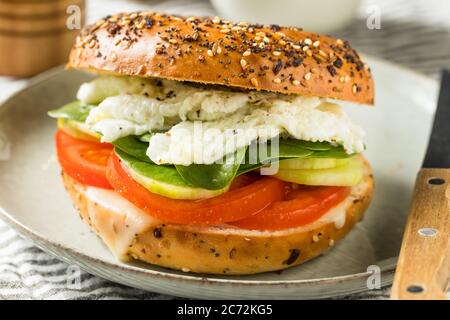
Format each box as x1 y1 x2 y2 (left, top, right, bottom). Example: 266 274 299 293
0 0 85 77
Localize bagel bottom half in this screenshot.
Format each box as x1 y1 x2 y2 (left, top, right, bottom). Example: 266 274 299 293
62 157 373 275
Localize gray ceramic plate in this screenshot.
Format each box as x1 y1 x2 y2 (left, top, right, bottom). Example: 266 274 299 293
0 57 438 299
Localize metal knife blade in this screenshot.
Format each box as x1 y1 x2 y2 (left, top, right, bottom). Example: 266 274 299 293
423 70 450 168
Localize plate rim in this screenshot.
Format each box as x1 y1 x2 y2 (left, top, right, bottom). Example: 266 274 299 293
0 56 438 288
0 205 396 287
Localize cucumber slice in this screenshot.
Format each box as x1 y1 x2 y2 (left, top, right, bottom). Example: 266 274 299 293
279 157 351 170
117 150 228 200
57 118 100 142
275 157 364 186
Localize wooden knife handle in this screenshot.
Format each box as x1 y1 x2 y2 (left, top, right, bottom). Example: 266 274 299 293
391 168 450 300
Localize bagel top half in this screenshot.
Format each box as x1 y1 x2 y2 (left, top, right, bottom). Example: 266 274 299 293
68 11 374 105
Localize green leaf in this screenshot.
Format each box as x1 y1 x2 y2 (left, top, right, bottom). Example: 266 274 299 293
112 135 154 163
175 147 247 190
243 139 313 164
115 149 192 187
112 135 354 190
236 163 262 175
309 147 355 159
237 138 314 174
281 139 332 151
237 139 349 174
48 100 95 122
276 143 315 159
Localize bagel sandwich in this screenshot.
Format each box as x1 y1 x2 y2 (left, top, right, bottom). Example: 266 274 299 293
49 12 374 275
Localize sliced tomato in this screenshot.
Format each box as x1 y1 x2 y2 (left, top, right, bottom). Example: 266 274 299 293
56 130 113 189
230 185 350 231
106 152 287 224
229 172 260 190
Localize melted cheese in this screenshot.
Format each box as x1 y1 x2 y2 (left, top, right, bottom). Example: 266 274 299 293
83 186 349 260
85 187 158 261
319 201 347 229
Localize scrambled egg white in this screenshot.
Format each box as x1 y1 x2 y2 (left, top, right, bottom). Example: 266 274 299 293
80 76 365 165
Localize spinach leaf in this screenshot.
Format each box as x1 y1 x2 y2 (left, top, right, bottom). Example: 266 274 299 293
308 147 354 159
237 139 348 174
175 147 247 190
275 142 315 159
48 100 95 122
236 163 262 175
116 149 192 187
237 138 313 175
115 139 248 190
277 139 353 158
112 135 154 163
114 136 249 190
280 139 332 151
113 135 352 190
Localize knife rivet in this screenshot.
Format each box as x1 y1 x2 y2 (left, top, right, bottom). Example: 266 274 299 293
407 285 424 294
428 178 445 185
418 228 438 237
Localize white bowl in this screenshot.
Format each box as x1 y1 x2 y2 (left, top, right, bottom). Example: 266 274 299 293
210 0 360 33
